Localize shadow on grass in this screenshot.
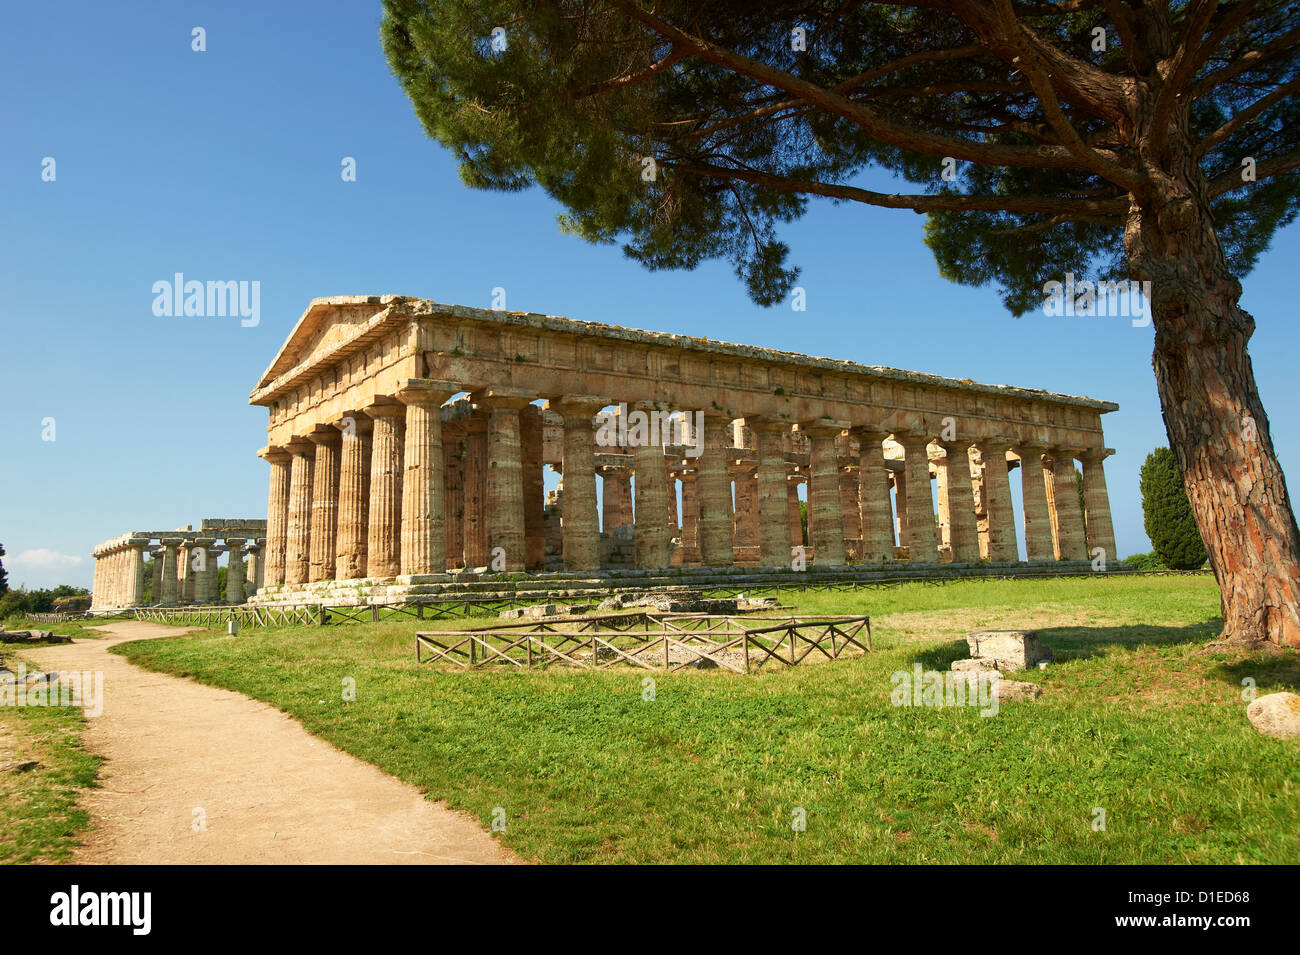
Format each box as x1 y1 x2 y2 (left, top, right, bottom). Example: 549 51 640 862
911 617 1224 672
1210 655 1300 693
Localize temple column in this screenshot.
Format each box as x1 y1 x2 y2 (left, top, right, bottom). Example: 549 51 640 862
678 470 702 566
800 422 848 566
128 543 146 607
633 408 671 569
474 387 531 573
365 402 406 578
283 441 314 587
787 478 803 548
733 466 759 550
1080 448 1118 563
443 428 466 569
840 466 861 558
150 549 163 603
306 429 341 582
896 431 938 564
938 440 980 563
749 418 793 567
696 413 735 567
1048 447 1088 561
600 466 634 535
244 543 260 593
259 447 291 588
666 464 679 535
334 413 372 579
520 404 547 570
1017 443 1055 561
463 423 488 568
160 539 180 605
972 437 1019 562
854 429 895 564
225 538 247 604
397 382 458 576
553 397 607 571
254 540 266 591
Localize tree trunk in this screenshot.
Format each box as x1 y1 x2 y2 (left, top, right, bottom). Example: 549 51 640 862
1127 136 1300 648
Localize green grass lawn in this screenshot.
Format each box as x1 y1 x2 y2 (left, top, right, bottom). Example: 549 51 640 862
0 649 101 864
115 575 1299 864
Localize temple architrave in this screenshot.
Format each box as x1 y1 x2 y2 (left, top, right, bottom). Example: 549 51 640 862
244 295 1119 606
89 519 268 610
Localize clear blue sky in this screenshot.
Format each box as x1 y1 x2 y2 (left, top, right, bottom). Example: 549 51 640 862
3 0 1297 590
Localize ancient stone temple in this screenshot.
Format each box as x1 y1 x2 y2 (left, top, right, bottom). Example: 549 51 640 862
248 295 1118 604
90 520 267 610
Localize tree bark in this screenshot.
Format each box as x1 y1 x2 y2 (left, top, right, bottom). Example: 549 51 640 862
1128 127 1300 648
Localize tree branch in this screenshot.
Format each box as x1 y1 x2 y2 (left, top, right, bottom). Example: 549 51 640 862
607 0 1124 172
1208 149 1300 197
1196 75 1300 159
668 159 1129 216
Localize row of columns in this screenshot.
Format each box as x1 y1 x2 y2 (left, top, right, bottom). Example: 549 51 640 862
262 389 1119 587
92 534 267 608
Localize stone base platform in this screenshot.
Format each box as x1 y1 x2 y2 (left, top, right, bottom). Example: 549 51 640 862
246 560 1098 607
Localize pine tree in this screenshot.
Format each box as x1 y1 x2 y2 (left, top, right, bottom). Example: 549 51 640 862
1140 448 1208 570
382 1 1300 646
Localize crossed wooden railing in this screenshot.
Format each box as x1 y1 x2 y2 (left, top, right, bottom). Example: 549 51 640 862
415 612 871 674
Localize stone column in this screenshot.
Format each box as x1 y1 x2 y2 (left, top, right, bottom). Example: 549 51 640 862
443 429 466 569
463 423 489 568
749 418 793 567
854 429 895 564
366 402 406 578
306 429 341 582
972 437 1019 562
733 466 759 549
1017 443 1055 561
284 441 314 587
188 538 213 603
678 470 702 566
520 404 547 570
1048 448 1088 561
1080 448 1118 563
260 447 291 587
787 479 803 548
130 544 147 606
938 441 980 563
398 382 459 576
244 543 260 593
633 413 671 569
224 539 246 604
599 467 634 535
696 413 735 567
801 422 848 566
896 431 938 564
254 540 266 592
160 540 180 605
334 413 372 580
839 466 861 557
666 465 679 534
474 388 532 573
150 549 163 603
554 396 607 571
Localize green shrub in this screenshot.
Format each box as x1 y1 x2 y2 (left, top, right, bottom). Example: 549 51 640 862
1139 448 1209 570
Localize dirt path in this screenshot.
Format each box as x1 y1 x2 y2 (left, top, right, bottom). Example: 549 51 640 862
24 621 519 865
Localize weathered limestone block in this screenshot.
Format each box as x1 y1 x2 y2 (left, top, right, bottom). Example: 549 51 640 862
1246 692 1300 739
965 629 1051 671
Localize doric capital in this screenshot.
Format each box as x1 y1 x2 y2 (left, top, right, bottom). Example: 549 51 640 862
795 418 850 438
744 415 793 434
548 395 611 421
335 410 374 437
1079 446 1115 463
471 386 536 412
397 378 461 406
364 397 406 419
304 426 341 447
892 428 933 448
257 445 291 465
